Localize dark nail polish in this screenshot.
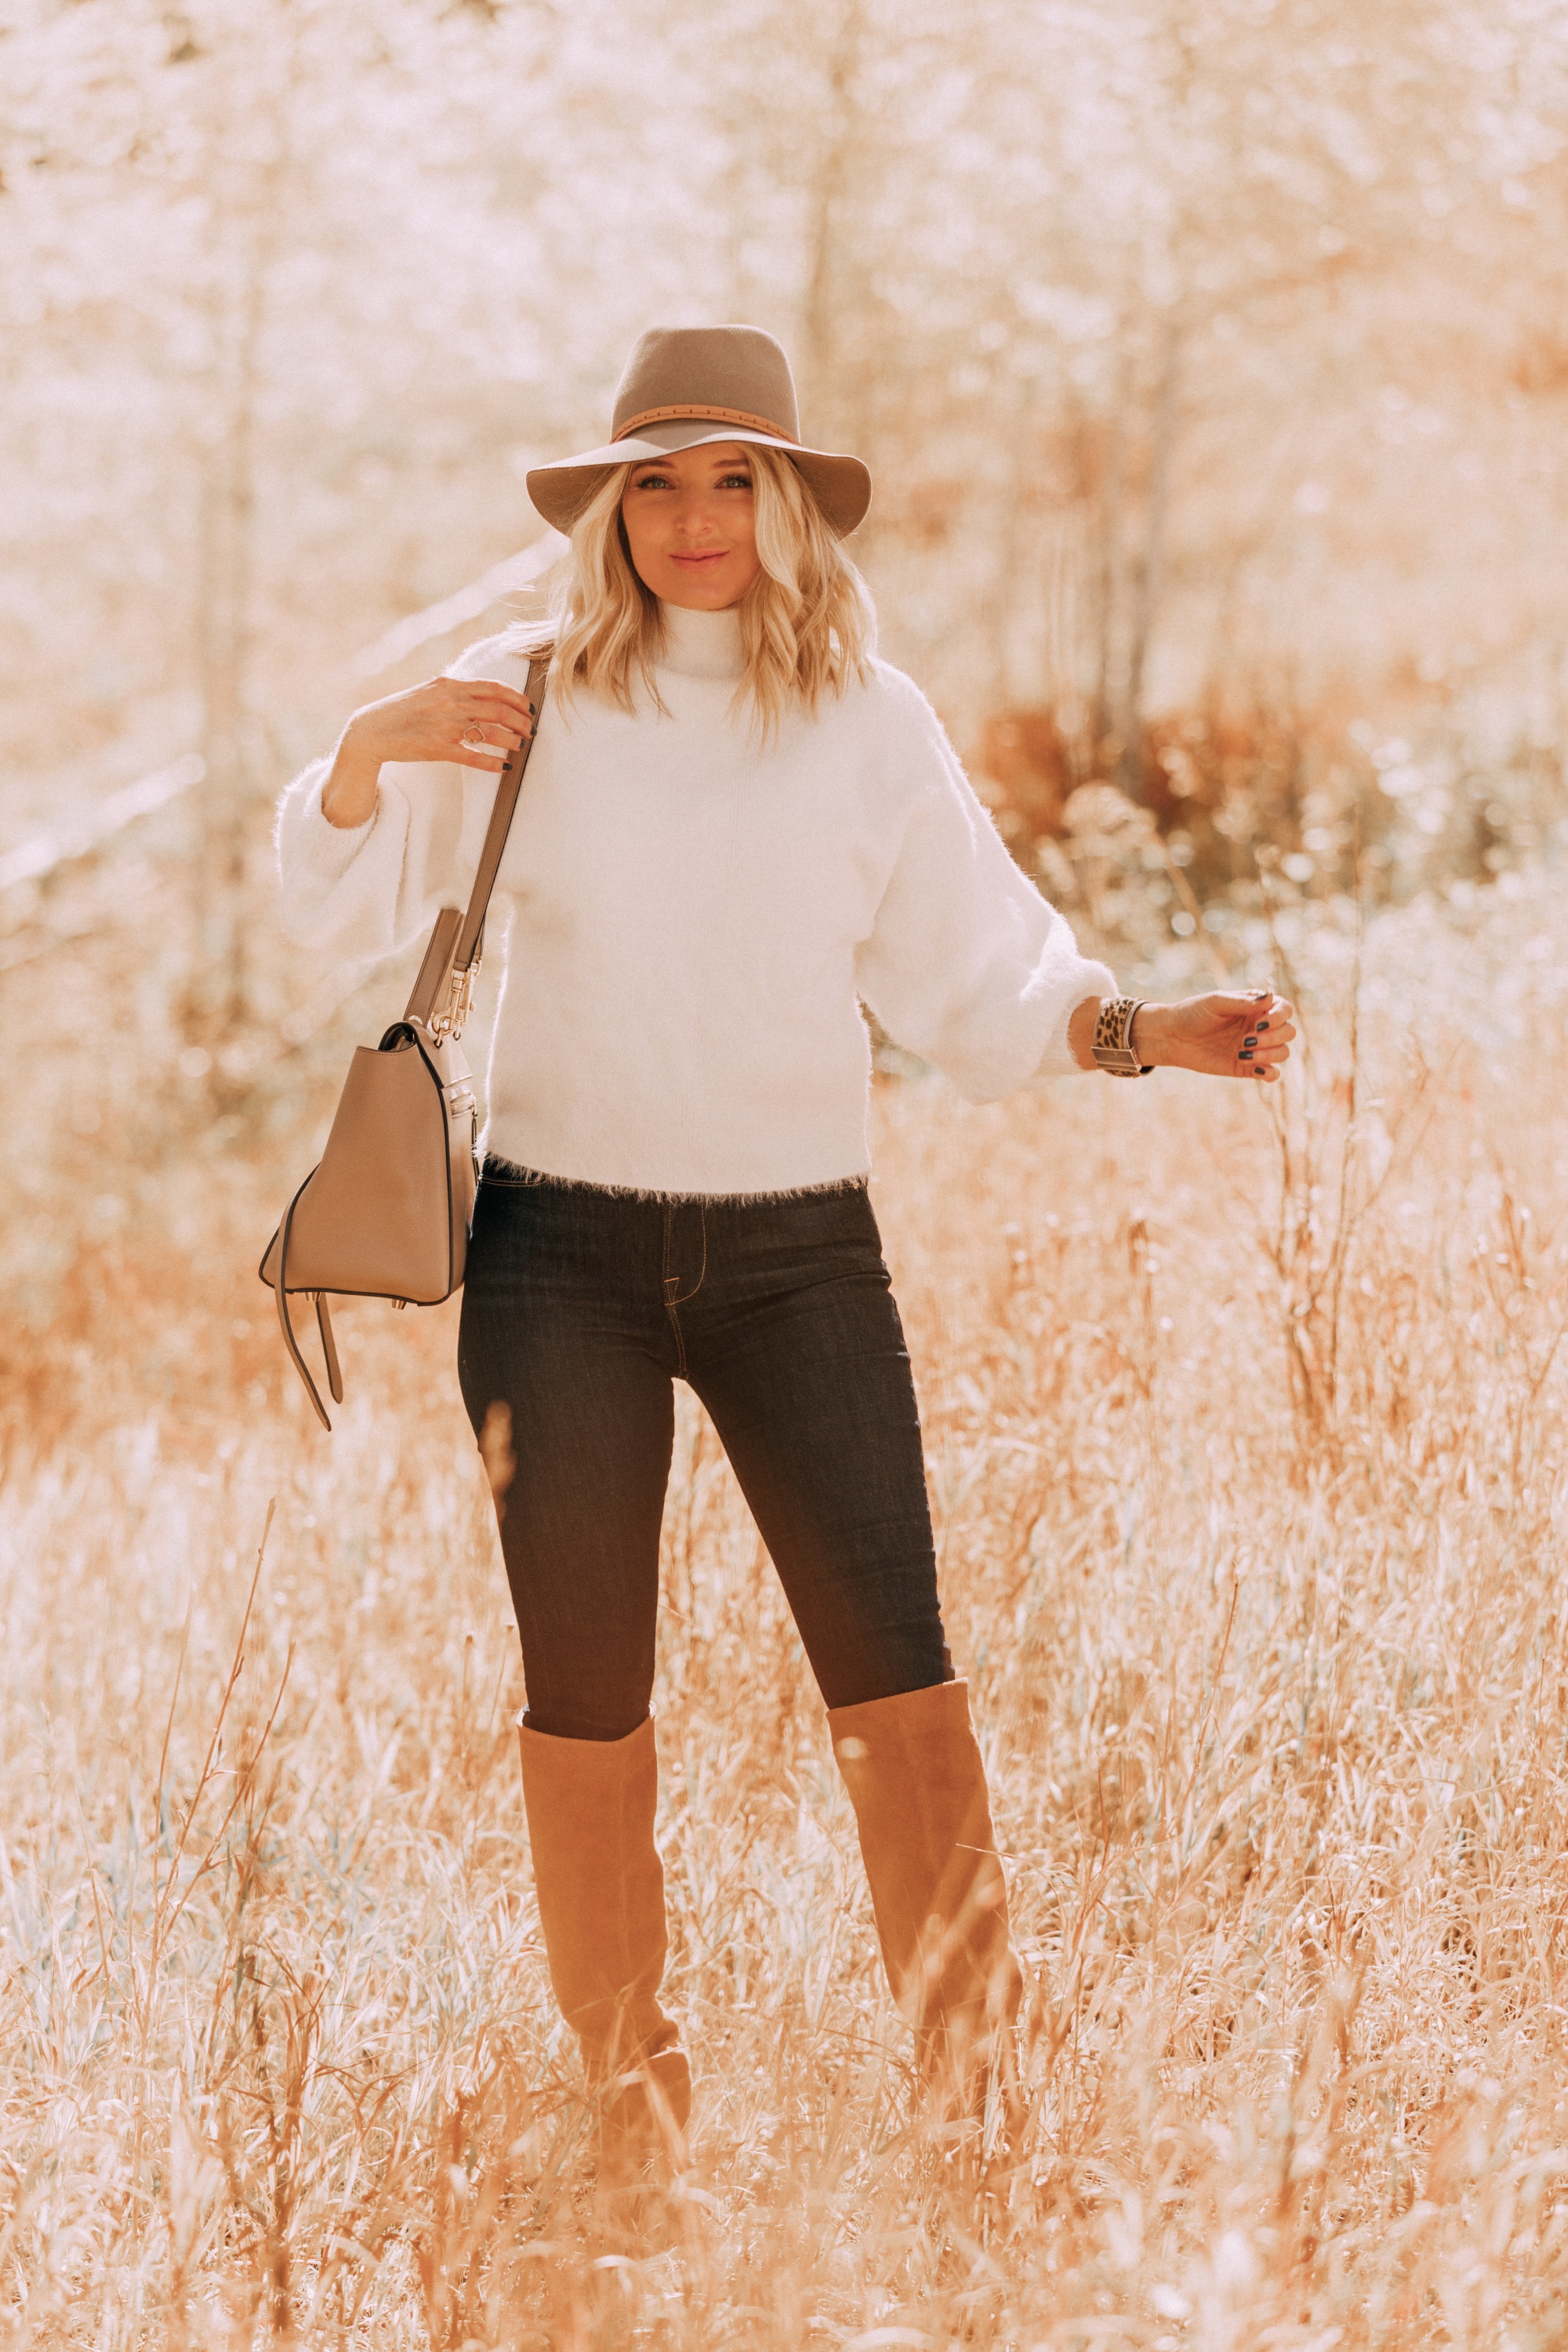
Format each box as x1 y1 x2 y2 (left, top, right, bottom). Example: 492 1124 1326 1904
1239 1050 1254 1062
1257 1020 1269 1031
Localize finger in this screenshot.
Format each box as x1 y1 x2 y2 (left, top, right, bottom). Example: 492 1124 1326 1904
463 701 533 735
1243 1031 1288 1076
451 749 509 771
1236 1022 1273 1074
463 684 538 724
461 723 523 750
1234 1000 1294 1060
463 677 537 703
458 713 531 746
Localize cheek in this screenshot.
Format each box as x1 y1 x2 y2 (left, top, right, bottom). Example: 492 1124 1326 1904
619 502 655 568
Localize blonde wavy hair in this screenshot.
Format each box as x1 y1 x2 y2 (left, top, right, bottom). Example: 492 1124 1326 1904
539 445 874 733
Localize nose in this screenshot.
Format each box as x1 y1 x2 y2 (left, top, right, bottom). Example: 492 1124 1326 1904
673 488 717 539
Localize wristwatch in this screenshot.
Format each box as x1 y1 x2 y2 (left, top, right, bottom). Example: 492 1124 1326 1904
1091 995 1153 1076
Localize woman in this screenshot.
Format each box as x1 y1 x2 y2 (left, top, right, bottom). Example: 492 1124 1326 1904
277 325 1294 2170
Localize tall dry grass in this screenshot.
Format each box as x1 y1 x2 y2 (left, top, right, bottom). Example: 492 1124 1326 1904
4 870 1568 2346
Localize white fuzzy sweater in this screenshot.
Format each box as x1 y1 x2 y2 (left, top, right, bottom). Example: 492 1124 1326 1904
275 606 1115 1196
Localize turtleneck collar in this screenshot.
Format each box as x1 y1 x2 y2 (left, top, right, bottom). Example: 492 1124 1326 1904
657 601 745 682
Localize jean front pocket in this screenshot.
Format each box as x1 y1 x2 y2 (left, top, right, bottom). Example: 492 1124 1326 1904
480 1156 552 1191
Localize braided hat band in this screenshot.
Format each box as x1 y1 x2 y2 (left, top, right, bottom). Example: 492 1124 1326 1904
614 403 799 447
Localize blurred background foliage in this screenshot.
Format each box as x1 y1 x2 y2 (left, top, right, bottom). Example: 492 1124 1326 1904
3 0 1568 1255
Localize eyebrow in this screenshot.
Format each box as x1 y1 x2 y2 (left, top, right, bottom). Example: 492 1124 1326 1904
630 456 754 477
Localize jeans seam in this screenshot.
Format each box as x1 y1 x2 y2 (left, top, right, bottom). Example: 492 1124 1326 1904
662 1204 688 1379
662 1203 709 1372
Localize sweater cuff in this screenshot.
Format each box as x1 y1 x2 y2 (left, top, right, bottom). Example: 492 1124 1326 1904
1034 958 1116 1078
296 759 377 878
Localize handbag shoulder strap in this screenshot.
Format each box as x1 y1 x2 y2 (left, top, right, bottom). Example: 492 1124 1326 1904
453 644 552 971
405 644 552 1034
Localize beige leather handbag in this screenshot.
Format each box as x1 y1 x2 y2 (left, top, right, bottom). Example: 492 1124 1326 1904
260 649 550 1429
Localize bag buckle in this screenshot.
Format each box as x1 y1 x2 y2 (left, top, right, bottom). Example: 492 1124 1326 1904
430 956 480 1042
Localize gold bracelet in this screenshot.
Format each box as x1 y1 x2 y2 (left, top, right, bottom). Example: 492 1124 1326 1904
1091 995 1153 1077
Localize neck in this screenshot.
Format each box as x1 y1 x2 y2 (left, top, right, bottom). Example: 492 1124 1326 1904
657 601 745 681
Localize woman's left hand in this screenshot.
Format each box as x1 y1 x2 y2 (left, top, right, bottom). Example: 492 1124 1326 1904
1132 990 1296 1081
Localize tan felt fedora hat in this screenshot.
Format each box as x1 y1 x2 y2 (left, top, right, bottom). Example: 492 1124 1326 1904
526 324 872 539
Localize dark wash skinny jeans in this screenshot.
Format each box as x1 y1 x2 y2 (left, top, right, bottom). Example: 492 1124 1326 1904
456 1165 952 1742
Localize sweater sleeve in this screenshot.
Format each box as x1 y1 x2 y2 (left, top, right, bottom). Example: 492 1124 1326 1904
854 681 1115 1097
273 633 524 959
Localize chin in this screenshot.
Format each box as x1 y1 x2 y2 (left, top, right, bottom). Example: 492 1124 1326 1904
662 575 740 609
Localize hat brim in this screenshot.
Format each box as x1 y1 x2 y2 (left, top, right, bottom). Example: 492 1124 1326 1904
526 419 872 539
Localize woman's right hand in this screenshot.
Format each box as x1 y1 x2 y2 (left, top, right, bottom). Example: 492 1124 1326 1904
321 674 537 829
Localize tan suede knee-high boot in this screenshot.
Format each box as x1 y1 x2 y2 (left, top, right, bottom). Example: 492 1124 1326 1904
517 1712 691 2175
829 1679 1022 2118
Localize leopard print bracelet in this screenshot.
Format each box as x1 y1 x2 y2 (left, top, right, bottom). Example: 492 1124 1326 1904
1091 995 1153 1077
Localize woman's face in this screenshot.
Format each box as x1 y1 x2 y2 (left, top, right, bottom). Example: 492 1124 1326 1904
620 441 763 610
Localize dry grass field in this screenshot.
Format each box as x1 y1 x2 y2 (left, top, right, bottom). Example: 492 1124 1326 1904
3 873 1568 2348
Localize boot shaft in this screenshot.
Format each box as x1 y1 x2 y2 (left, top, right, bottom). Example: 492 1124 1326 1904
517 1711 681 2088
829 1678 1023 2101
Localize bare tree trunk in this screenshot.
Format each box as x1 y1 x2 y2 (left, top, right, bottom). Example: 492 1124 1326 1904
798 0 866 452
1117 315 1181 800
986 372 1038 710
189 20 293 1063
195 307 259 1048
1040 509 1078 741
1091 387 1127 767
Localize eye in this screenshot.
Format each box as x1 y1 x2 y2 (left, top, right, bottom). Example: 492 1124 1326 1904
719 471 753 491
630 470 673 491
